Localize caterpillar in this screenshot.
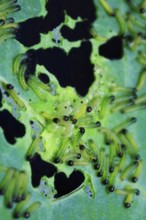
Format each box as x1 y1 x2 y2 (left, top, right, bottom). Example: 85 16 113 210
136 69 146 91
99 0 114 16
0 81 25 108
137 53 146 66
114 9 126 34
115 185 140 208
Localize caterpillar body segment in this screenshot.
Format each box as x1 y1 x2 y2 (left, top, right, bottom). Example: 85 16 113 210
0 20 18 30
0 27 15 43
0 0 19 10
127 15 146 29
99 0 114 16
23 202 41 219
115 189 128 196
12 171 28 202
120 161 138 181
131 160 142 182
26 136 43 160
113 94 137 104
0 0 20 19
54 139 69 162
77 115 93 126
12 170 21 202
67 159 90 166
111 100 134 112
123 103 146 113
131 35 143 51
13 53 30 91
87 95 99 111
18 64 28 90
4 170 18 208
118 132 137 159
137 53 146 66
13 193 31 219
111 86 136 94
108 165 119 192
115 9 126 34
115 186 140 208
1 82 25 108
29 75 52 93
124 193 133 208
18 171 28 200
112 117 137 134
13 54 28 75
99 127 121 148
101 154 109 185
27 76 52 101
99 95 115 119
109 143 116 172
124 131 139 153
0 168 14 194
79 145 94 162
6 84 25 108
96 148 105 175
83 174 95 198
136 70 146 91
88 139 99 156
135 93 146 105
62 152 80 163
118 150 126 172
73 103 87 119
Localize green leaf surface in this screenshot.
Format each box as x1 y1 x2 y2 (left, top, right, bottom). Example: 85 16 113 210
0 0 146 220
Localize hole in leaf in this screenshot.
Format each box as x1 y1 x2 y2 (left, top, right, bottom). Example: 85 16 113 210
60 21 92 41
38 73 50 84
99 36 123 60
29 153 57 187
0 109 26 144
54 170 85 198
26 41 94 96
15 0 96 46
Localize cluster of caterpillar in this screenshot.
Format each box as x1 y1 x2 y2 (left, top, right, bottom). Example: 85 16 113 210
0 0 20 43
10 50 146 208
13 52 52 102
0 165 40 219
0 0 146 219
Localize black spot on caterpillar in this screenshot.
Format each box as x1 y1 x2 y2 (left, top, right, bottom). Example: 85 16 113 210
0 109 26 144
99 36 124 60
54 170 85 198
29 153 57 187
15 0 96 47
